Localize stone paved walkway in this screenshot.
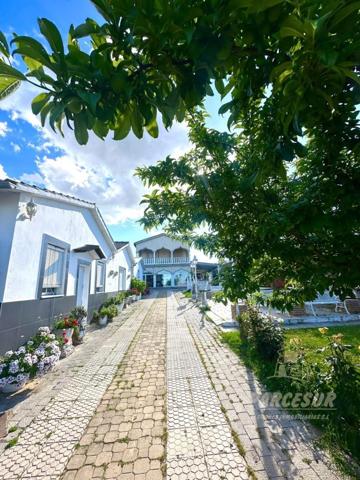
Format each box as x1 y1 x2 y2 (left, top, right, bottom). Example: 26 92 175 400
0 291 348 480
61 293 166 480
177 294 345 480
167 293 248 480
0 296 156 479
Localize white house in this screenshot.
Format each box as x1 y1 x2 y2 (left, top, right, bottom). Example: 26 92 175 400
135 233 218 288
0 178 136 354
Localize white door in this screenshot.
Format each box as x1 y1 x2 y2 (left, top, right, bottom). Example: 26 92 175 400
118 267 126 290
76 263 91 313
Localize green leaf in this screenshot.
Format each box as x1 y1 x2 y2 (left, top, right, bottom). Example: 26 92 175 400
131 108 143 139
74 111 89 145
113 115 131 140
40 101 53 126
92 119 109 139
145 117 159 138
72 19 100 39
0 31 10 58
38 18 64 55
0 77 20 100
78 91 101 113
31 92 51 115
12 36 52 69
218 101 233 115
0 61 26 81
215 78 225 95
330 2 360 28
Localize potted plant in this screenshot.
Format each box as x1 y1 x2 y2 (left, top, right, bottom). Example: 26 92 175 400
130 279 146 300
54 317 78 347
98 307 109 327
106 304 118 321
69 306 87 345
114 292 125 313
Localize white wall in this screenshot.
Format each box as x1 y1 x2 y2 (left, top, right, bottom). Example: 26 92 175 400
105 246 133 292
135 234 190 256
0 192 19 302
3 192 114 302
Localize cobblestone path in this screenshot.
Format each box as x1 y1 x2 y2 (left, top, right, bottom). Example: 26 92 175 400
177 294 344 480
166 293 248 480
61 293 166 480
0 296 157 479
0 292 347 480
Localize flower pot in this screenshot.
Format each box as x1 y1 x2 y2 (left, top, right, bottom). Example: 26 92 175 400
117 302 124 314
99 315 108 327
1 382 26 394
136 294 142 301
63 328 74 346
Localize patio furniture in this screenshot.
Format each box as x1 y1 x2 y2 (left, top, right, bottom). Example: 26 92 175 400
305 292 350 316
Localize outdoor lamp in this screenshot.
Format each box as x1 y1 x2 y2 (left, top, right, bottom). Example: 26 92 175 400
26 199 37 221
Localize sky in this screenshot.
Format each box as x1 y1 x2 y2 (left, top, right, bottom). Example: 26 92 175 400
0 0 227 244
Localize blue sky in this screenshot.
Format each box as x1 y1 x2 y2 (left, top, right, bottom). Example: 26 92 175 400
0 1 226 244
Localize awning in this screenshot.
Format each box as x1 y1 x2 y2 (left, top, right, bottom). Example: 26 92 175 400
73 244 105 259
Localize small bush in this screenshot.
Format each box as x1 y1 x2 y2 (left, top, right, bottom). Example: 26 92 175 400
238 306 284 361
130 278 146 294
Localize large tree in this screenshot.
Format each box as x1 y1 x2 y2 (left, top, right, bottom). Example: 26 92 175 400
0 0 359 151
137 111 360 307
0 1 359 306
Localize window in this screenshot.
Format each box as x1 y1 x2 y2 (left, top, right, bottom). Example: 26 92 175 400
96 261 106 293
39 235 69 298
174 270 189 287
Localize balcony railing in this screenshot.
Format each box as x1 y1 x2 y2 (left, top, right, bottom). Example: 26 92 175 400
142 257 189 265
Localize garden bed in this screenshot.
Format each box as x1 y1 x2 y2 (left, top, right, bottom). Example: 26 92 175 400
221 323 360 477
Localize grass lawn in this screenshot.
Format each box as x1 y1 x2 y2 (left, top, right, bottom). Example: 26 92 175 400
221 324 360 477
285 325 360 366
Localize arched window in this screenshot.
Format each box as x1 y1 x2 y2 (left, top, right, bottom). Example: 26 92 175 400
139 248 153 259
173 247 189 263
173 269 189 287
155 248 171 264
156 270 172 287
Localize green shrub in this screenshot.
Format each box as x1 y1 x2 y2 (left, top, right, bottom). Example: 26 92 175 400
114 292 126 304
100 304 117 320
130 278 146 294
238 306 284 361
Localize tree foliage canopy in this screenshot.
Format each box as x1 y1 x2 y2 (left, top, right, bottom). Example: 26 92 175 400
137 111 360 308
0 0 359 150
0 1 359 306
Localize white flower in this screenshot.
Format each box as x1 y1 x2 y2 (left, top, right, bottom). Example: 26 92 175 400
4 351 13 358
27 340 34 346
48 334 55 340
32 355 38 364
0 377 9 386
23 354 33 366
38 326 50 334
17 346 26 354
35 347 45 357
9 360 19 374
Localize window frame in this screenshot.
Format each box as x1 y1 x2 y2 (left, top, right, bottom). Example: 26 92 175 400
95 260 106 293
37 234 70 299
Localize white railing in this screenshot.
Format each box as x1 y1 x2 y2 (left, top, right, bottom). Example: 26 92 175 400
142 257 189 265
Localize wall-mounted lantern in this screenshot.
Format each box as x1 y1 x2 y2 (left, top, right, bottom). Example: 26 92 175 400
25 199 37 221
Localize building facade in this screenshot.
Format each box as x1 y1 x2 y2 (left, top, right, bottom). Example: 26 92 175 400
135 233 218 288
0 178 136 354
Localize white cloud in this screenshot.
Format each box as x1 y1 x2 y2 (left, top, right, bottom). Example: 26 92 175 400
11 142 21 153
0 83 190 224
0 121 10 138
0 163 7 179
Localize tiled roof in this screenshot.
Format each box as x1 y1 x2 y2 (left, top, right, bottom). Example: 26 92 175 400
0 178 95 206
